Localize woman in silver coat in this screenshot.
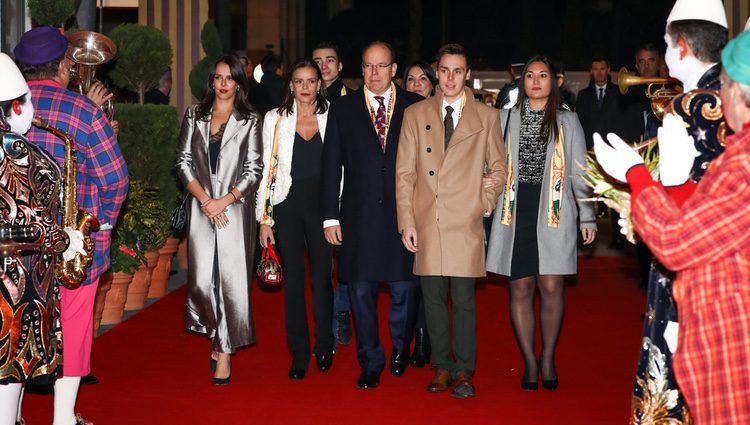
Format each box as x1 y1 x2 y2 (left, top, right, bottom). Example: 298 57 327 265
486 55 597 391
175 55 263 385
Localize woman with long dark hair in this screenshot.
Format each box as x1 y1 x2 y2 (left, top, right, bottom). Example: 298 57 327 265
402 61 437 99
486 55 597 391
175 55 264 385
256 59 334 380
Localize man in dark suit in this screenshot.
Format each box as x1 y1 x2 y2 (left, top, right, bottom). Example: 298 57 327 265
576 57 622 150
576 57 625 248
620 43 663 144
312 42 354 348
321 41 423 389
249 53 284 116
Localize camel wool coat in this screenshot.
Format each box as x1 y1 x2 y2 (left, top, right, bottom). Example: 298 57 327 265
396 88 507 277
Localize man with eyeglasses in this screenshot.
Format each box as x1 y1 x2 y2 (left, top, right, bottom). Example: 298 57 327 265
321 41 423 389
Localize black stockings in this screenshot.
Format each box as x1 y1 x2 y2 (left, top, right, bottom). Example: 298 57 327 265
509 275 564 382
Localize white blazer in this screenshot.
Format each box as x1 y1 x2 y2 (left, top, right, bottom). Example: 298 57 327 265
255 101 329 224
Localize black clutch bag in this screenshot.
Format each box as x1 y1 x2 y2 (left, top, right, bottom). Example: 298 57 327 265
171 193 189 231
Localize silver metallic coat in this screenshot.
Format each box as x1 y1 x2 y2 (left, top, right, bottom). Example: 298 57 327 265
175 105 264 352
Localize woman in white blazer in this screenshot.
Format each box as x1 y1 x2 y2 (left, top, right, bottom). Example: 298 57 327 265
256 59 333 380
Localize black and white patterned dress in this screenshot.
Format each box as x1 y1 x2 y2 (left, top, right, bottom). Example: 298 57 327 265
509 101 547 280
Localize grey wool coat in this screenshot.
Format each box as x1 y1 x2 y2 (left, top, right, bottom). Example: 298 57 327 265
175 105 264 351
486 108 596 276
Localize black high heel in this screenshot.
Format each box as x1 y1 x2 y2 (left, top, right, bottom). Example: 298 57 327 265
521 380 539 390
521 367 538 391
542 377 559 390
213 358 231 385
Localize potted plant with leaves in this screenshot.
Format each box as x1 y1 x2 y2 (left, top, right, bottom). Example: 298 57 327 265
96 215 143 329
122 181 170 311
28 0 76 27
109 24 173 104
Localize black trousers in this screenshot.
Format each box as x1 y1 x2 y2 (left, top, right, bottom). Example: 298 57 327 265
274 178 334 369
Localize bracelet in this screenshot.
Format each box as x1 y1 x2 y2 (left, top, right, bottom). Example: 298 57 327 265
229 192 238 202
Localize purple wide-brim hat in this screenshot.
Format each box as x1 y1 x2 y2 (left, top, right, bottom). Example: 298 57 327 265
13 26 68 65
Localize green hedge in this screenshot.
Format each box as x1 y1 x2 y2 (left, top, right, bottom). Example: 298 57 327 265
114 103 180 210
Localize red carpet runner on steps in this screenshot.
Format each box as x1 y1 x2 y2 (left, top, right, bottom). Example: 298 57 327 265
23 256 644 424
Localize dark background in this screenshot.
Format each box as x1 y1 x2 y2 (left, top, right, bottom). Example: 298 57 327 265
305 0 675 75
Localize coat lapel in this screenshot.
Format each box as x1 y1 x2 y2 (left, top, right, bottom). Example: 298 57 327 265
219 109 243 152
197 115 210 153
443 88 482 152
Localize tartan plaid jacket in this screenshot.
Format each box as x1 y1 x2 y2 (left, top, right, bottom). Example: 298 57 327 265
627 123 750 424
27 80 129 286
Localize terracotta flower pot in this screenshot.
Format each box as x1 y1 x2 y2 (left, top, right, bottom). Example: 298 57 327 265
125 250 160 311
93 271 113 336
148 237 180 299
101 271 134 325
176 236 188 269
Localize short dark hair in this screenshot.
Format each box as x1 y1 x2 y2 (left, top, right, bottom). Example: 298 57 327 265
260 53 282 75
435 43 471 69
590 57 609 67
361 41 396 64
666 20 727 63
313 42 341 61
635 42 660 58
16 56 62 81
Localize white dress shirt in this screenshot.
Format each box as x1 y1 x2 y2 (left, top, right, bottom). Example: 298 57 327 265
441 96 464 128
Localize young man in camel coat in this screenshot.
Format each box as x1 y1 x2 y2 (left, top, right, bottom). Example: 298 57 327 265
396 43 506 398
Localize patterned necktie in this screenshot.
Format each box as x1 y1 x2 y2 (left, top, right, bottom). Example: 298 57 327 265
374 96 387 150
597 87 604 108
444 105 454 150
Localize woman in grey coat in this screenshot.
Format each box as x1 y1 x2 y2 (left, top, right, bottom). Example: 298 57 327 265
487 55 597 391
175 55 264 385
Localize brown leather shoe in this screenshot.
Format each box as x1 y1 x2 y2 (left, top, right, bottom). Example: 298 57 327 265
426 369 452 392
451 372 475 398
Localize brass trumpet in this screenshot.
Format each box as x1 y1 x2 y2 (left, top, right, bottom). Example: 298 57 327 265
617 67 681 121
67 31 117 119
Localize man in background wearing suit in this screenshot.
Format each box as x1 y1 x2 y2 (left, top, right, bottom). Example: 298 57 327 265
313 42 353 103
312 42 354 347
321 41 423 389
576 57 625 249
396 43 506 398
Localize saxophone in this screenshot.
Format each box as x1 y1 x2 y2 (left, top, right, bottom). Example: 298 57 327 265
32 118 100 289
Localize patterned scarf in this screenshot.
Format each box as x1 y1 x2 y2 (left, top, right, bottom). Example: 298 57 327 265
500 116 565 228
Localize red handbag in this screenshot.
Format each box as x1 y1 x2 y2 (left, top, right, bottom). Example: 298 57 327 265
256 244 283 285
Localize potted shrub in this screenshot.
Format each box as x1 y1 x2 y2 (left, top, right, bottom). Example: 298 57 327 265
28 0 76 27
109 24 173 104
122 181 169 310
97 219 142 327
114 103 181 299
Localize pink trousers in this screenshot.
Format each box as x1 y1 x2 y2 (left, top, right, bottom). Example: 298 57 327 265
59 278 99 377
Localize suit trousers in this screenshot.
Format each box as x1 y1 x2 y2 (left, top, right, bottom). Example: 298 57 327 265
348 280 418 373
421 276 476 377
274 178 334 369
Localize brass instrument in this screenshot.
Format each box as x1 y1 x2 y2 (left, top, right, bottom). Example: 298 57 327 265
67 31 117 120
617 67 681 121
32 117 100 289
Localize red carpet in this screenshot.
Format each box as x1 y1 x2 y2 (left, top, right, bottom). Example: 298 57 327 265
23 256 644 424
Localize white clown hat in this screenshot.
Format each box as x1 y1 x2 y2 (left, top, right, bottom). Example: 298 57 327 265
0 53 29 102
667 0 728 28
